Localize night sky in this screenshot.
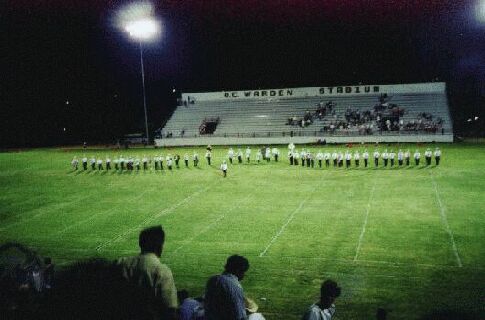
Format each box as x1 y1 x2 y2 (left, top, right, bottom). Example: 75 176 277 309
1 0 484 147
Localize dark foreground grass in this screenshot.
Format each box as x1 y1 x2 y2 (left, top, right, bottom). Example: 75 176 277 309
0 143 484 319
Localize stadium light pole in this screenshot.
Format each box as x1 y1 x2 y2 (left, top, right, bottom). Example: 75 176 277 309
125 18 160 144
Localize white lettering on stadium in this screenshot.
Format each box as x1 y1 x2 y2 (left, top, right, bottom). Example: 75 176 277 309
319 86 380 95
224 89 294 98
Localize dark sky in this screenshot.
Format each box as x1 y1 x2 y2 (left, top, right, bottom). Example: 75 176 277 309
1 0 484 146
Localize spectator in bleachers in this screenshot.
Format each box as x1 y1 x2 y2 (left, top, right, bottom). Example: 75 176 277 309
302 279 341 320
117 225 178 320
205 255 250 320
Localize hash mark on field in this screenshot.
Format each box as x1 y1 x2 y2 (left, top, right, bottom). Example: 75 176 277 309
258 196 310 257
353 182 376 262
170 195 251 256
95 185 211 252
431 173 462 267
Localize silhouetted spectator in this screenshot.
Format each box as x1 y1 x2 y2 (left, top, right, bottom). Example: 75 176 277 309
205 255 250 320
38 259 156 320
118 225 178 319
178 289 204 320
302 279 341 320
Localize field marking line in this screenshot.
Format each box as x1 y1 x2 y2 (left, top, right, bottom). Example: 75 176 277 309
95 185 212 252
431 173 463 267
170 195 252 256
54 189 151 237
0 193 93 232
353 182 376 262
258 195 310 257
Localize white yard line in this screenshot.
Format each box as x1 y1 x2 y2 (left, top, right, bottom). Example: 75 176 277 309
353 182 376 262
95 185 212 252
170 195 251 256
431 173 463 267
258 196 309 257
54 189 151 236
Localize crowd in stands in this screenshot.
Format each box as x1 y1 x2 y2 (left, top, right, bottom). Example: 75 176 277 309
287 101 335 128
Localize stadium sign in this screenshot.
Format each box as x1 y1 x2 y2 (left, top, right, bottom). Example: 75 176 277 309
224 89 294 98
182 82 445 102
319 85 380 95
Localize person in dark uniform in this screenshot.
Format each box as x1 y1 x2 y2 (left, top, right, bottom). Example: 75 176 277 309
154 156 159 170
120 155 125 170
160 155 164 170
114 158 119 170
142 156 148 170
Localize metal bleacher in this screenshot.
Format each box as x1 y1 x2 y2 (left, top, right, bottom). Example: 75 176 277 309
160 92 452 138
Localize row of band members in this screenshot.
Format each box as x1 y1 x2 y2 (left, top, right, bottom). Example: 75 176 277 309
70 147 441 170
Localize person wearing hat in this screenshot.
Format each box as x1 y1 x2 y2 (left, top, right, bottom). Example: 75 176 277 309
302 279 341 320
245 297 266 320
220 161 228 178
434 147 441 165
204 255 250 320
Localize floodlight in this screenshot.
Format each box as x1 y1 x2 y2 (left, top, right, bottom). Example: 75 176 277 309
125 18 160 41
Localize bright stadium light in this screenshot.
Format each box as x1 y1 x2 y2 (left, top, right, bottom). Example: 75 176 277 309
125 18 160 41
116 2 162 144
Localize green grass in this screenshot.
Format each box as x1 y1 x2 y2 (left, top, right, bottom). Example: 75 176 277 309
1 143 485 319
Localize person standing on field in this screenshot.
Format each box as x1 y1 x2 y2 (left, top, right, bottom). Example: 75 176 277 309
404 149 410 166
373 149 380 167
220 161 228 177
434 147 441 165
414 149 421 166
425 148 432 166
363 149 369 168
206 150 212 166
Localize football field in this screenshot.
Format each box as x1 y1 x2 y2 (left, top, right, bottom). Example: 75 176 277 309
1 143 484 319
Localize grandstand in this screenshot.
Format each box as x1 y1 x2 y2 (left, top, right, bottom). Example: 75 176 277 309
156 82 453 146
